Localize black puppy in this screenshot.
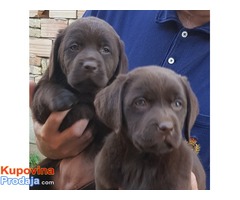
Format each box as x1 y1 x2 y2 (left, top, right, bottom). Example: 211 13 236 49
94 66 206 190
30 17 128 189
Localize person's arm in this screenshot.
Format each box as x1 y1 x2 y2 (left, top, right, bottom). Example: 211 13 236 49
191 172 198 190
29 80 93 159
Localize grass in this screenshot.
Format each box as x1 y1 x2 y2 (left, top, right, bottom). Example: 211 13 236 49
29 153 41 168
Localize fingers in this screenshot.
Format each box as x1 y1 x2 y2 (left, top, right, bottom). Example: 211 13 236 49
61 128 94 157
41 110 70 136
56 119 92 156
64 119 89 137
30 79 93 159
40 110 89 138
34 110 92 159
78 129 94 151
33 110 70 158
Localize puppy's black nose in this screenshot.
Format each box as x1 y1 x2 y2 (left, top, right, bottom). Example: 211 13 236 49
83 61 97 72
158 121 173 133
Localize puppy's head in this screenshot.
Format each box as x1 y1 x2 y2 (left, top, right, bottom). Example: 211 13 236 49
48 17 128 92
95 66 198 155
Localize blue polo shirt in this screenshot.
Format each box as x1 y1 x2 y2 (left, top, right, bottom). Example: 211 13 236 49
84 10 210 190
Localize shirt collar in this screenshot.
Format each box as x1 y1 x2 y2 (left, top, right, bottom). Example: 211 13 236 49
155 10 210 34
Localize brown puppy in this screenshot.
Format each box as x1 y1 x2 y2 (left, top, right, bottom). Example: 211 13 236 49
94 66 206 190
30 17 128 189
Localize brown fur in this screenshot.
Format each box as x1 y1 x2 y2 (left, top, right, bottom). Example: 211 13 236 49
94 66 206 190
30 17 128 190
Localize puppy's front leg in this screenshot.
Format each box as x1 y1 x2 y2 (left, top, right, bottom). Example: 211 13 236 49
94 149 120 190
95 152 112 189
44 83 77 112
32 82 77 124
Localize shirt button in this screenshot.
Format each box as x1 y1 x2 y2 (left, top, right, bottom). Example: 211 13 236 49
168 57 175 64
181 31 188 38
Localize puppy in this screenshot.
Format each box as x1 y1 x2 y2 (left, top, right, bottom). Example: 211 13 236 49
30 17 128 189
94 66 206 190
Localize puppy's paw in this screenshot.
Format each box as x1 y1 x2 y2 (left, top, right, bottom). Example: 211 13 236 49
49 89 78 111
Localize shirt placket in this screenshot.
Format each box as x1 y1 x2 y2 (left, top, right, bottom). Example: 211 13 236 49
162 28 190 72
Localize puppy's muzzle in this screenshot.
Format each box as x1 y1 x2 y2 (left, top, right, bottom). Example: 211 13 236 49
157 121 173 134
156 120 182 149
133 119 181 155
82 60 98 72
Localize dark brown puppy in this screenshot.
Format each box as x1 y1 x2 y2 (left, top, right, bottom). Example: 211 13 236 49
94 66 206 190
30 17 128 189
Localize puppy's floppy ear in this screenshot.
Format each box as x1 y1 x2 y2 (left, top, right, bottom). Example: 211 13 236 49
48 29 65 81
117 40 128 74
94 74 127 133
180 76 199 142
108 40 128 85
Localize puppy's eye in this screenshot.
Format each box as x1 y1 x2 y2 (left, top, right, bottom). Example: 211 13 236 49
100 46 111 54
171 99 183 110
134 98 147 107
70 43 79 51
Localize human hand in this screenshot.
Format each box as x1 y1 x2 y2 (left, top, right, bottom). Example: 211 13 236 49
191 172 198 190
29 80 93 159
